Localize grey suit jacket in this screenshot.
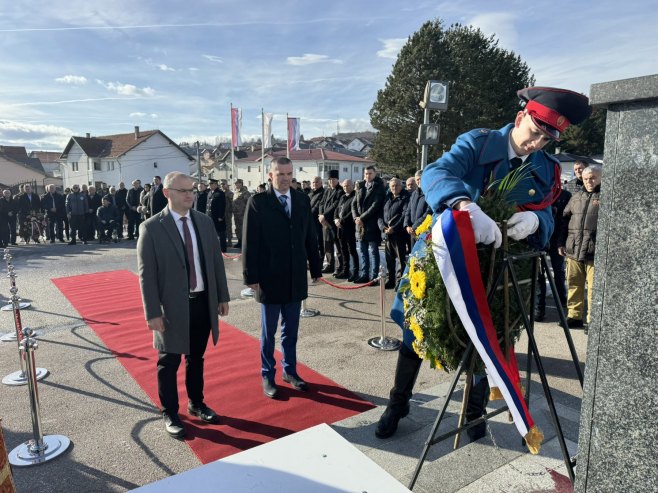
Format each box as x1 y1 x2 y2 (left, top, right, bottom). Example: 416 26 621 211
137 206 230 354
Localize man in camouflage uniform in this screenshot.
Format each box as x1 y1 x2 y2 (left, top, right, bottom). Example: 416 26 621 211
232 179 251 249
221 180 234 247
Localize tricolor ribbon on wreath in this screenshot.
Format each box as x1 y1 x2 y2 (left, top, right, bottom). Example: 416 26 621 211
431 209 543 453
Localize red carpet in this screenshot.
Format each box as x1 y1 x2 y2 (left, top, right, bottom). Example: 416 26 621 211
52 270 374 464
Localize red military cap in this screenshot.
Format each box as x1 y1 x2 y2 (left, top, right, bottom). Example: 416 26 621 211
517 86 592 140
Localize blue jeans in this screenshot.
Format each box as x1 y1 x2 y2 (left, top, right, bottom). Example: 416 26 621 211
260 301 302 381
358 240 380 280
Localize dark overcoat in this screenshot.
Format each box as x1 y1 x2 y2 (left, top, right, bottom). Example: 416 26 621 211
242 188 322 304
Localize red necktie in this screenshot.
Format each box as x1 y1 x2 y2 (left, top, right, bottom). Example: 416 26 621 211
180 217 197 290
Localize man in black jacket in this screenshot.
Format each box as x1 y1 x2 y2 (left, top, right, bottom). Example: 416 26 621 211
334 179 359 280
195 182 209 214
86 186 102 240
1 190 18 245
318 170 344 274
404 170 432 251
115 182 128 239
309 176 325 264
351 166 386 283
15 184 42 243
150 176 167 216
206 179 227 252
97 196 120 243
126 180 143 240
41 184 66 243
243 157 322 399
380 178 410 289
564 160 588 194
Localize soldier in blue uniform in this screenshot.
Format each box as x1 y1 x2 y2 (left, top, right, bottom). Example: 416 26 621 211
375 86 591 440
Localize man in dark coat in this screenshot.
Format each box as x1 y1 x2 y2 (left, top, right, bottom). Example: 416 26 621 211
220 181 233 247
404 170 432 251
351 165 386 283
65 184 89 245
379 178 410 289
126 180 144 240
15 184 42 243
41 184 66 243
115 182 128 238
1 190 18 245
0 191 10 247
564 160 588 194
137 171 230 439
535 186 571 321
309 176 325 263
318 170 344 274
195 182 209 214
97 196 120 243
242 157 323 399
86 186 102 240
558 165 601 328
334 179 359 280
150 176 167 216
206 179 227 252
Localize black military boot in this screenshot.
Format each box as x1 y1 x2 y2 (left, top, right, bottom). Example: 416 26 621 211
465 375 490 442
375 345 422 439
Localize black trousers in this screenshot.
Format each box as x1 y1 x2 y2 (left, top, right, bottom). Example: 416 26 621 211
337 224 358 275
385 234 408 282
213 221 227 252
126 210 142 238
157 293 211 415
313 220 324 260
47 214 64 241
537 245 567 306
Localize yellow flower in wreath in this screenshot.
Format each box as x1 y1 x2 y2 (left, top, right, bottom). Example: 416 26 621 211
409 316 423 341
409 256 417 276
415 214 433 235
410 270 427 299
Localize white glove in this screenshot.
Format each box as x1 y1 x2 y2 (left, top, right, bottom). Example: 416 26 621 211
462 203 502 248
507 211 539 241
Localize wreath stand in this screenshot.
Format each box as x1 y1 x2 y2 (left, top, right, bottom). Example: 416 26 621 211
408 225 584 490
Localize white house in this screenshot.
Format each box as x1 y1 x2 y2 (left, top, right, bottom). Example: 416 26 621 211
59 127 194 189
229 149 376 191
0 146 49 192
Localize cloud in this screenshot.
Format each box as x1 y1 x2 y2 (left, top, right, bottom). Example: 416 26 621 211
286 54 342 66
55 75 88 85
188 67 199 72
377 38 406 59
96 80 155 97
0 120 73 149
157 63 175 72
129 112 158 118
202 54 223 63
468 12 519 49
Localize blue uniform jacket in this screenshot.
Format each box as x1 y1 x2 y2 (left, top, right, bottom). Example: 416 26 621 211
422 123 557 249
394 123 558 349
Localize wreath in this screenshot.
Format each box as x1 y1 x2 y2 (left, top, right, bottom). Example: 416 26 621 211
400 165 535 372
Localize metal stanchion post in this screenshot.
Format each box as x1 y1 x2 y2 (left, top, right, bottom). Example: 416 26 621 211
1 251 34 342
300 299 320 318
368 266 401 351
9 328 70 466
2 255 48 386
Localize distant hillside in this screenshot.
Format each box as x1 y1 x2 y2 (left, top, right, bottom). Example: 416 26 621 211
333 131 376 142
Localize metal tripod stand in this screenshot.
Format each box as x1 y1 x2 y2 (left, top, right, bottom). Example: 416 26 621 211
408 248 584 489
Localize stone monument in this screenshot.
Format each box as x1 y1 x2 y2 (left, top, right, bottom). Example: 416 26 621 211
575 74 658 492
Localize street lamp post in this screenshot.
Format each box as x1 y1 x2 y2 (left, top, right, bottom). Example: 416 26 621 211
418 80 449 170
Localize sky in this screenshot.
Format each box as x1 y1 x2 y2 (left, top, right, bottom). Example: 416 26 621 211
1 0 657 152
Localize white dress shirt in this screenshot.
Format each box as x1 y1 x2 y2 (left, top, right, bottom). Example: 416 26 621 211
169 208 205 292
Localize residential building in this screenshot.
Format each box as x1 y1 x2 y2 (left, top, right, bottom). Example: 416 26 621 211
59 127 193 189
0 145 50 193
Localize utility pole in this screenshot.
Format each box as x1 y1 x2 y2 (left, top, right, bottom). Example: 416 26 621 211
196 141 201 182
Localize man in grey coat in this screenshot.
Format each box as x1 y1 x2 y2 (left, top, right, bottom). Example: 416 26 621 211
137 171 230 439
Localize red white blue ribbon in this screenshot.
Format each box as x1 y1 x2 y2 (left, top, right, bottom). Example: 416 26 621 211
432 209 536 440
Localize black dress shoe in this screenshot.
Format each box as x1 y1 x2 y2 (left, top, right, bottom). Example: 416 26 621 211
384 280 396 289
282 372 308 391
321 265 335 274
234 242 242 249
567 318 584 328
188 402 219 423
534 306 546 322
352 276 369 284
162 412 185 438
375 404 410 439
263 377 278 398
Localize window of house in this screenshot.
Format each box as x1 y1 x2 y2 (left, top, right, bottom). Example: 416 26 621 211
248 166 251 173
72 162 79 171
94 161 101 171
299 167 303 172
248 181 251 187
343 167 348 173
87 161 91 170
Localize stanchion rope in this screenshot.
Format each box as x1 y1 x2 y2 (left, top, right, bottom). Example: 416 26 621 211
221 252 242 260
318 277 380 290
